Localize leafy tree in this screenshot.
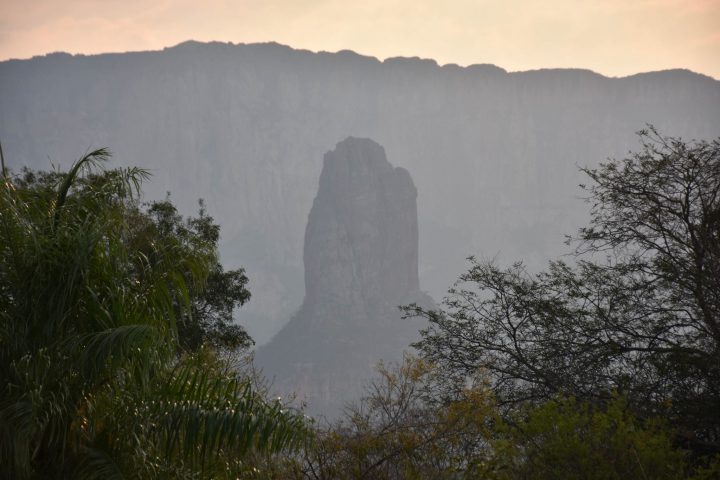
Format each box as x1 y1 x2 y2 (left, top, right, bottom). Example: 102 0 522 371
0 150 306 478
142 198 253 352
491 396 688 480
294 355 496 479
10 167 254 353
290 357 695 480
406 128 720 452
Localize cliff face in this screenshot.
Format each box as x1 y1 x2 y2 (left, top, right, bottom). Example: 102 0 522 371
1 42 719 344
255 138 431 418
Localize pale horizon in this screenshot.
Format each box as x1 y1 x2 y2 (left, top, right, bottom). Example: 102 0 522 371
1 0 719 80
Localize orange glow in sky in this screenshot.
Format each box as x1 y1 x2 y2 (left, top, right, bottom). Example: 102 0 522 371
1 0 719 78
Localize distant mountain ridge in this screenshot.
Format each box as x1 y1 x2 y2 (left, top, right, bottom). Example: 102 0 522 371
8 40 717 81
1 40 719 344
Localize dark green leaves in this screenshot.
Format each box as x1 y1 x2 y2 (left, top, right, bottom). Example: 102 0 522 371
0 151 305 479
407 129 720 453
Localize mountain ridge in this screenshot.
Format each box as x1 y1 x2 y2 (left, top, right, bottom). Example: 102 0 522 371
1 39 718 345
3 40 716 81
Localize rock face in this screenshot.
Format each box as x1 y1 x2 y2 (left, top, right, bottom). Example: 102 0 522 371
255 137 431 418
2 42 719 345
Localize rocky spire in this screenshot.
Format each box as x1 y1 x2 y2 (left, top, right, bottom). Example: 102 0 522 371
255 137 431 418
304 137 420 314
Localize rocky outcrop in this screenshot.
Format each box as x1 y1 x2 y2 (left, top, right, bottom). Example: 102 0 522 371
255 137 432 418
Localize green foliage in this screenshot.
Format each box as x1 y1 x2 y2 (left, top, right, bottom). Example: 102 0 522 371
142 197 253 352
289 128 720 478
295 355 496 479
491 396 688 480
0 150 306 478
79 348 307 478
406 129 720 452
291 358 694 480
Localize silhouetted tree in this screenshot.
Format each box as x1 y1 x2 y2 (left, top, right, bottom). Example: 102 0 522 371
406 128 720 452
142 198 253 352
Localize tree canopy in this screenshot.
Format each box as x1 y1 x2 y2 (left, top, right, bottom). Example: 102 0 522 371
406 128 720 453
3 129 719 478
0 149 306 478
141 197 253 352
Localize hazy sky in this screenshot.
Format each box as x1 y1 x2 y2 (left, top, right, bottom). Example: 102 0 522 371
1 0 719 78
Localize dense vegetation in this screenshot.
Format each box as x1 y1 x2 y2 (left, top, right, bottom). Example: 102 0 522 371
289 128 720 478
1 128 718 479
0 150 306 479
408 128 720 444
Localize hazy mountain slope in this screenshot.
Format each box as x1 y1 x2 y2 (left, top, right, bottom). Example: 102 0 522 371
255 137 433 417
2 41 719 343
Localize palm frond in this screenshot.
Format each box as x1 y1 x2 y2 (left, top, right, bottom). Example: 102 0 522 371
0 150 304 478
72 324 162 381
72 446 126 480
0 400 34 480
153 359 307 471
52 148 110 230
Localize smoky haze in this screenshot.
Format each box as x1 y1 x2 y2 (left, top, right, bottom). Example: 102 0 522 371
1 40 719 347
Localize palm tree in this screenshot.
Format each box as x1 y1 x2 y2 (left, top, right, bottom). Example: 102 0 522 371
0 149 306 479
